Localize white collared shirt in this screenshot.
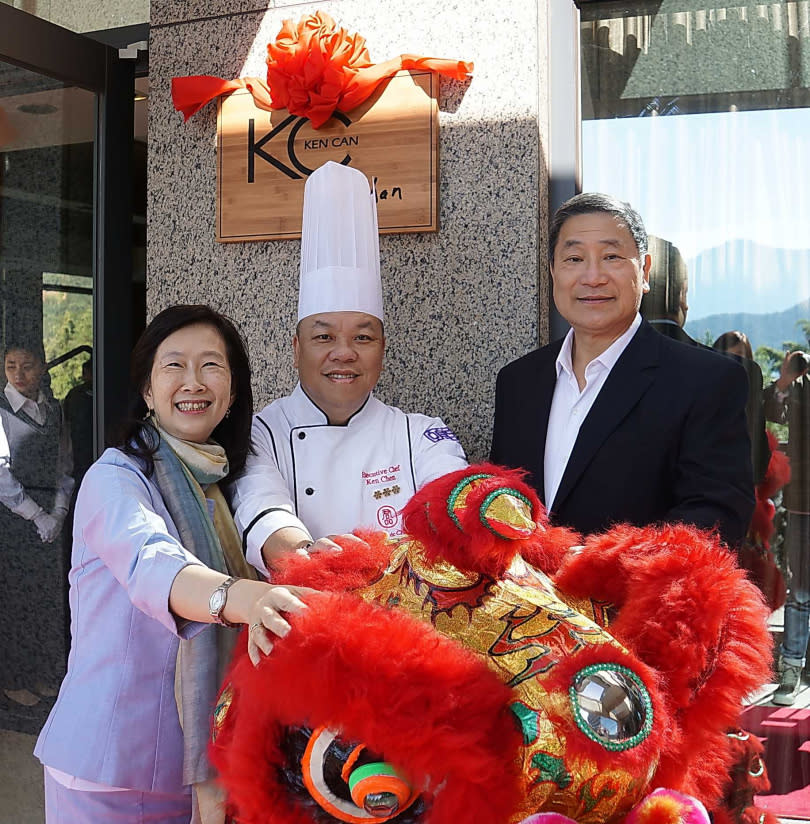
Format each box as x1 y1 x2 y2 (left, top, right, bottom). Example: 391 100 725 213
0 382 74 518
4 383 47 425
544 314 641 511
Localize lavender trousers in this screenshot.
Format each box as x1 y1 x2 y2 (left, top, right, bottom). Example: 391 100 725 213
44 771 192 823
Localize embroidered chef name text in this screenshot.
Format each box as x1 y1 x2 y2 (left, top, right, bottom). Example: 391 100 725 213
362 464 401 485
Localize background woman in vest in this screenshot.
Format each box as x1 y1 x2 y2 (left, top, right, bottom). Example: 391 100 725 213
0 342 73 710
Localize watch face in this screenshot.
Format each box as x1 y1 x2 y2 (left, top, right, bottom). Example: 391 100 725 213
210 588 226 614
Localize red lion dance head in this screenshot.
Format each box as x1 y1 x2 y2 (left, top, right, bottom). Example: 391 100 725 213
210 465 771 824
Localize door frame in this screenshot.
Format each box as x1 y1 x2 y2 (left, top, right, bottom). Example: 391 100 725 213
0 4 134 456
547 0 582 342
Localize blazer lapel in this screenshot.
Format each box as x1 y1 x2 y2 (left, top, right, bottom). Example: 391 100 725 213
551 322 660 513
530 342 563 505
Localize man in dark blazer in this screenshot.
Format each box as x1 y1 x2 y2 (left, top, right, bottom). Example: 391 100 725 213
640 237 770 484
640 234 698 346
490 193 754 548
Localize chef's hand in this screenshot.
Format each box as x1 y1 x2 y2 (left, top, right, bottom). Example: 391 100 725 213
305 533 368 555
296 536 340 555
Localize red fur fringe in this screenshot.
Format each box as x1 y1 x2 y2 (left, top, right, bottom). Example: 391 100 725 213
713 730 778 824
553 523 772 807
272 529 391 591
401 463 573 578
212 592 524 824
518 524 582 576
758 431 791 501
750 434 791 546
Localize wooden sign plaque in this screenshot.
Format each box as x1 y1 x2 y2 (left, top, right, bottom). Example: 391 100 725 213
216 70 438 242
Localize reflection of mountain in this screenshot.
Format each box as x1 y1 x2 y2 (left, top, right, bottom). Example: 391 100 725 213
685 298 810 351
687 239 810 317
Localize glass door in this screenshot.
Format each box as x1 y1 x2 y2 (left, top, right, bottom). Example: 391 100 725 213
577 0 810 816
0 6 133 821
0 56 94 722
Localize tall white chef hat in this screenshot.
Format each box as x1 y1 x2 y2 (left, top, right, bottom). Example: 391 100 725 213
298 161 383 322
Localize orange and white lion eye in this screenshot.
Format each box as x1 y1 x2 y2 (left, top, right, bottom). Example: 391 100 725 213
298 726 419 823
348 762 413 816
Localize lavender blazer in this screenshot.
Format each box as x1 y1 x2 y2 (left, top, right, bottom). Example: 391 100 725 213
35 448 207 793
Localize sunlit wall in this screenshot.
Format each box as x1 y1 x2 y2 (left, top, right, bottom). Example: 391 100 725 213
0 0 148 32
147 1 551 462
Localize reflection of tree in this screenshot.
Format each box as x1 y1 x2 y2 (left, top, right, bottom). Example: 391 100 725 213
43 291 93 401
580 6 810 118
757 346 785 379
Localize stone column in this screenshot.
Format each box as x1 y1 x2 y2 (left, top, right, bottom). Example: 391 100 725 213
147 0 550 461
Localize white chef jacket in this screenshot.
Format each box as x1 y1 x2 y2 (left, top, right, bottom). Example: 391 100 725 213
230 383 468 576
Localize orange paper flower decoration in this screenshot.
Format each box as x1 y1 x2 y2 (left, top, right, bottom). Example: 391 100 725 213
172 11 473 128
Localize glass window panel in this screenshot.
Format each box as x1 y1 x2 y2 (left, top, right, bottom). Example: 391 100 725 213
0 58 95 817
581 0 810 812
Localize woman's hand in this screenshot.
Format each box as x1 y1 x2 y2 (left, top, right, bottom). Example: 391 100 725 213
245 584 313 665
169 568 317 665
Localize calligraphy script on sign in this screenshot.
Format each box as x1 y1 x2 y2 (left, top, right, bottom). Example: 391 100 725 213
216 70 438 242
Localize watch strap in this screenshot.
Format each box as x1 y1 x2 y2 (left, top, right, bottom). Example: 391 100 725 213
210 575 240 628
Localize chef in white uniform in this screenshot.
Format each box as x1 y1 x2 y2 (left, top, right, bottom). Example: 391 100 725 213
230 161 468 576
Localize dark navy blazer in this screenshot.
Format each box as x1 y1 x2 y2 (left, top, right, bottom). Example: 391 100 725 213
491 320 755 547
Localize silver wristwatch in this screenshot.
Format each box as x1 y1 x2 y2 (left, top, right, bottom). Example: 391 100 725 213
209 575 240 627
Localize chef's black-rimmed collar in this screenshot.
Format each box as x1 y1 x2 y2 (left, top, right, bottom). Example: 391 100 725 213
292 382 373 427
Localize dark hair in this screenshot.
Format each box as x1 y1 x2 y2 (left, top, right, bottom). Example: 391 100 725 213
640 235 688 321
3 341 52 397
712 330 753 361
549 192 648 264
118 305 253 483
3 341 46 364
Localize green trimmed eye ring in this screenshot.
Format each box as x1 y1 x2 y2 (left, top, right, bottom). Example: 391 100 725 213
446 474 493 530
478 487 535 539
347 762 403 792
569 662 653 751
348 761 413 816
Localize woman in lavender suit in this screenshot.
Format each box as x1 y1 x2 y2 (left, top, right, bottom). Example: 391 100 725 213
36 305 311 823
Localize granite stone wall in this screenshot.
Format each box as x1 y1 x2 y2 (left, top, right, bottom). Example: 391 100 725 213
6 0 149 32
147 0 550 462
